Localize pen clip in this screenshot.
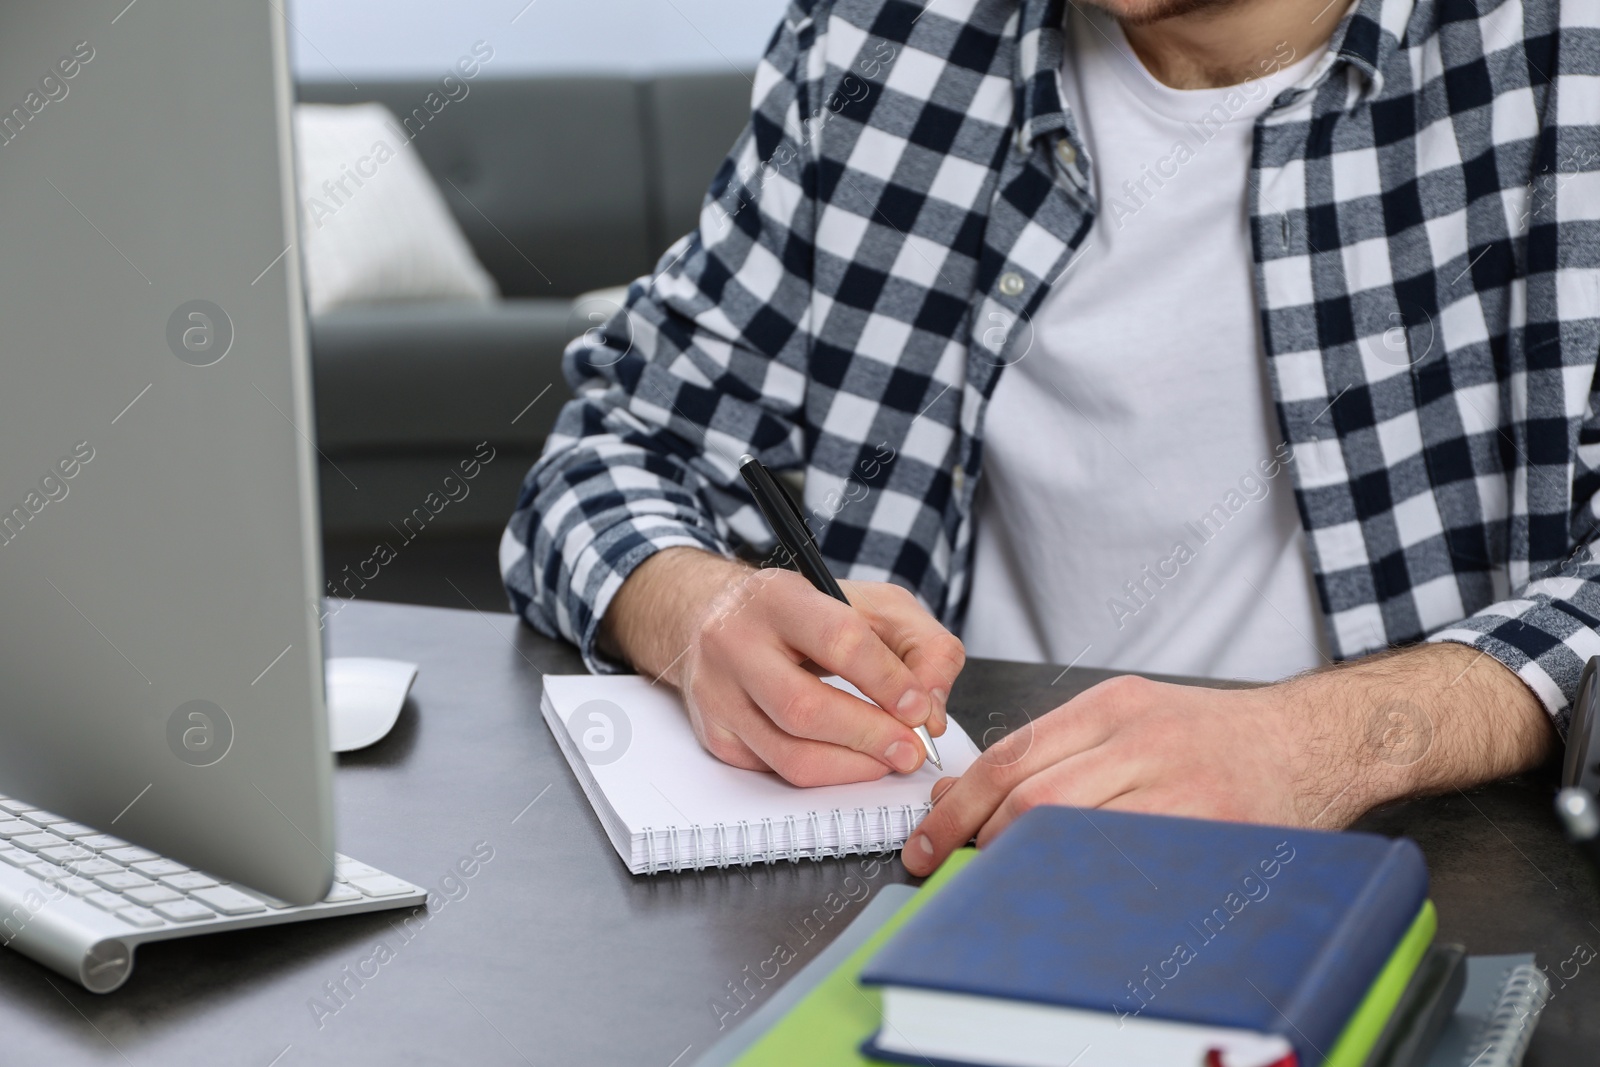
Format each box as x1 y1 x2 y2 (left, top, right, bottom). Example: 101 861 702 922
739 454 816 548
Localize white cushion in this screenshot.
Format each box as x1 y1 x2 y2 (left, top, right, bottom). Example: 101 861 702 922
293 103 498 316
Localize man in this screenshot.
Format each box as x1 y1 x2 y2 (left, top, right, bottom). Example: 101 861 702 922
503 0 1600 878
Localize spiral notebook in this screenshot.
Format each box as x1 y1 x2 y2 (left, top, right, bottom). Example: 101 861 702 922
1419 954 1547 1067
541 674 980 875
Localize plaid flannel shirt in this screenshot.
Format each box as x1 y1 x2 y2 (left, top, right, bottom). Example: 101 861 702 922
502 0 1600 731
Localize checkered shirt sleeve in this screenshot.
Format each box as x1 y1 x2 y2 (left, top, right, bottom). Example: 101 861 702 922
500 5 824 671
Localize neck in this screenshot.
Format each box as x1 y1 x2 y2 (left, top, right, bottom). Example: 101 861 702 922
1114 0 1350 89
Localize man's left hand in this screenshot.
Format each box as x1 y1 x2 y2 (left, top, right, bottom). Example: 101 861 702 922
902 643 1557 877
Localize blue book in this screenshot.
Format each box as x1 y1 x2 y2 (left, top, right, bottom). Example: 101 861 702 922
859 807 1428 1067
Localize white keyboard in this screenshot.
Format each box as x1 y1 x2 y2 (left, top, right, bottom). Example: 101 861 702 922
0 795 425 992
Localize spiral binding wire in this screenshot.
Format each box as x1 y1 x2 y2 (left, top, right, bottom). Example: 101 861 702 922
782 814 799 863
808 811 829 860
638 801 934 873
1464 963 1549 1067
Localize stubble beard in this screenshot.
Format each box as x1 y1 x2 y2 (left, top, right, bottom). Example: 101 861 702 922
1078 0 1245 27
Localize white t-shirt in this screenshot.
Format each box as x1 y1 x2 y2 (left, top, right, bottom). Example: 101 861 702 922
964 8 1328 682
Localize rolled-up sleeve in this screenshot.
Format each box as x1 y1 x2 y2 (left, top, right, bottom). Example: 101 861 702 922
1427 386 1600 736
1427 575 1600 736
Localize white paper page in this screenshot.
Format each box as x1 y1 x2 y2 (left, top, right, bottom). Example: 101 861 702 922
881 988 1293 1067
543 674 980 838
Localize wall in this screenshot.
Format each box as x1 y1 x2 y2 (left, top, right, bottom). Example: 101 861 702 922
288 0 790 79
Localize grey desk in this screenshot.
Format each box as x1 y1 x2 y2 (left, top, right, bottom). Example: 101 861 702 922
0 600 1594 1065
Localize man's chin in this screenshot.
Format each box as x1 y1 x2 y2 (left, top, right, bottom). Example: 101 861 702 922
1078 0 1242 26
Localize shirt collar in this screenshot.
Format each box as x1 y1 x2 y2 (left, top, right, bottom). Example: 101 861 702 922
1323 0 1417 104
1013 0 1070 147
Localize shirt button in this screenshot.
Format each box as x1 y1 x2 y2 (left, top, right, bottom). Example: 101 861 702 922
951 464 966 494
998 272 1025 297
1055 141 1077 167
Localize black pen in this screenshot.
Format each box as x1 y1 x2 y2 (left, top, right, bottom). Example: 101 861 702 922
739 454 942 770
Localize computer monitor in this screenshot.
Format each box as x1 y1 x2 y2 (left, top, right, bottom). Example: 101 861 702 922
0 1 332 904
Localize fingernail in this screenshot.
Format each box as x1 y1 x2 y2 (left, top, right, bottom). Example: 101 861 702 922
931 780 954 804
885 740 919 773
896 689 929 725
907 834 934 868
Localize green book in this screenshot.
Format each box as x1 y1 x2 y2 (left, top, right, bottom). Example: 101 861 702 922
1324 900 1437 1067
730 851 1432 1067
732 849 979 1066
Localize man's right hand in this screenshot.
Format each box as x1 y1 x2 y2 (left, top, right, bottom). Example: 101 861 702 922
599 547 964 787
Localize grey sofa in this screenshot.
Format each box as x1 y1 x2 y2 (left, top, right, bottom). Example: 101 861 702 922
297 73 752 538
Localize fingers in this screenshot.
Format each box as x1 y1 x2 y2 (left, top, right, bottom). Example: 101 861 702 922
688 665 898 786
907 780 961 881
683 673 774 773
731 705 893 787
695 720 771 774
973 745 1139 848
900 698 1115 875
772 582 934 730
744 651 927 772
682 571 970 788
843 581 966 734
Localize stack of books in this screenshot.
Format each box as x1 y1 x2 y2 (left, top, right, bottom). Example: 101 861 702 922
706 807 1499 1067
859 807 1434 1067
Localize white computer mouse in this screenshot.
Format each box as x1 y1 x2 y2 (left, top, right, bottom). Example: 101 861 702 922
325 657 418 752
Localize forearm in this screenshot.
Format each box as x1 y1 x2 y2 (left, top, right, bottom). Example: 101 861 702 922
598 547 752 684
1278 642 1558 826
